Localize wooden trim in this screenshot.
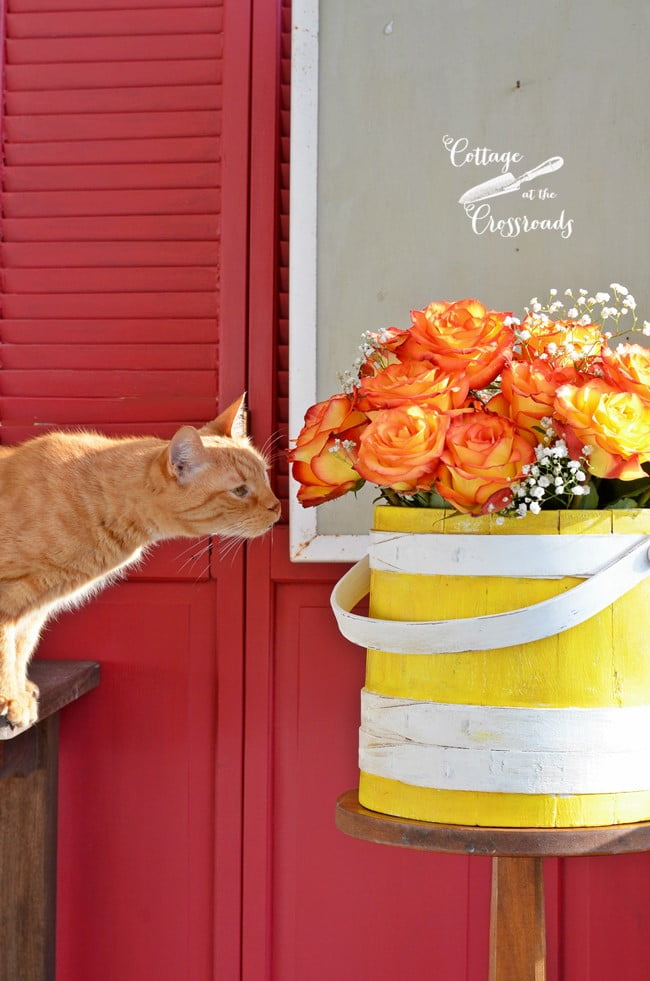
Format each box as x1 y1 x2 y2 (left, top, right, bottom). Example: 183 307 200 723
219 0 253 410
213 1 253 977
242 0 283 977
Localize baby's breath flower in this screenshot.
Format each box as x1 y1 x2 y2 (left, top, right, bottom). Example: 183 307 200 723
498 432 591 518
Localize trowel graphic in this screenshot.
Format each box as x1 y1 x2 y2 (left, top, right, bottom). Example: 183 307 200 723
458 156 564 205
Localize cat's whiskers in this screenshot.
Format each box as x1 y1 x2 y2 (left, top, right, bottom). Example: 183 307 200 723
216 535 246 564
176 537 212 577
260 430 283 457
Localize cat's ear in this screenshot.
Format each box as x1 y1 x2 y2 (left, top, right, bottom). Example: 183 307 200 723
168 427 208 484
200 393 248 439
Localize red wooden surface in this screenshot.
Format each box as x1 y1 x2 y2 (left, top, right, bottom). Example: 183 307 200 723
0 3 243 981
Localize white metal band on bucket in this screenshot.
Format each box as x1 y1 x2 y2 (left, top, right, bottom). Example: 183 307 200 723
330 534 650 655
370 531 648 578
359 690 650 795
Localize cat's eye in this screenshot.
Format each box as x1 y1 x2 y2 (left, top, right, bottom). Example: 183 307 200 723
232 484 249 498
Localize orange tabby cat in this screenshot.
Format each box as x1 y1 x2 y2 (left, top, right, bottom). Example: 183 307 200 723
0 394 280 730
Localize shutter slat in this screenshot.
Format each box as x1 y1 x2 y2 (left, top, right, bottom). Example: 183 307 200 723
3 292 218 318
1 343 217 370
6 59 221 91
2 241 219 267
6 33 223 64
8 0 218 12
6 109 220 142
8 7 222 38
1 369 215 398
1 320 217 344
3 162 219 192
4 266 217 293
3 188 221 218
7 85 222 115
6 136 220 166
0 396 217 424
2 214 219 241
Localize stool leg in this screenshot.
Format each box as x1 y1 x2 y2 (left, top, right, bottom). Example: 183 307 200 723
489 856 546 981
0 715 59 981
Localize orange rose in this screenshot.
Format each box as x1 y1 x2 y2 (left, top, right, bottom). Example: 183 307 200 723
435 408 535 514
554 380 650 480
516 315 604 366
357 360 469 412
498 359 586 442
289 394 368 506
355 405 449 491
398 299 513 389
602 344 650 400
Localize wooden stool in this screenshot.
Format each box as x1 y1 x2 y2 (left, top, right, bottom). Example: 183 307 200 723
0 660 100 981
336 789 650 981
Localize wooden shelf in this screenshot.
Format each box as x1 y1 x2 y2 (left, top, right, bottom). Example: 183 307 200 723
0 660 100 741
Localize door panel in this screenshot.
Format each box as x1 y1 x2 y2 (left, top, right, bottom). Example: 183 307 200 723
269 580 486 981
39 581 218 980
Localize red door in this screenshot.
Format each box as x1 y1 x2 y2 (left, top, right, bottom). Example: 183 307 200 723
0 1 249 977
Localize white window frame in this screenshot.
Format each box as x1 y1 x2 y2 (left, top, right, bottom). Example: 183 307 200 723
288 0 369 562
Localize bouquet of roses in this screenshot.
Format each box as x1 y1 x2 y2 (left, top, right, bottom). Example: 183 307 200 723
289 286 650 517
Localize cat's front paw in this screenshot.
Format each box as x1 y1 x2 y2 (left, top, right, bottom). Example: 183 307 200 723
25 678 40 700
0 689 39 730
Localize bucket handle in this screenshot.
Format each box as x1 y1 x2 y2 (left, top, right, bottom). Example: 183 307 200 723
330 537 650 655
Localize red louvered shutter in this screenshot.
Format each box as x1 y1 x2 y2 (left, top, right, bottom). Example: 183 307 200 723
1 0 221 442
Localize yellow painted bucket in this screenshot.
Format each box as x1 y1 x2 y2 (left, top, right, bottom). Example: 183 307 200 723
332 506 650 828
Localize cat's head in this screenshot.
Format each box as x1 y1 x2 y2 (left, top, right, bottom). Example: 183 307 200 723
164 395 281 540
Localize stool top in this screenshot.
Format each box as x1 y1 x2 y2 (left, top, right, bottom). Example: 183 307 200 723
0 660 100 741
336 790 650 857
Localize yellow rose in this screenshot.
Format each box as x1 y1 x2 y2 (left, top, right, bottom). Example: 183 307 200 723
355 405 449 491
602 344 650 400
289 394 368 506
435 407 535 514
554 380 650 479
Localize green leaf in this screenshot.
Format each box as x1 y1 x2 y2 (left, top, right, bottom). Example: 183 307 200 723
610 497 640 509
